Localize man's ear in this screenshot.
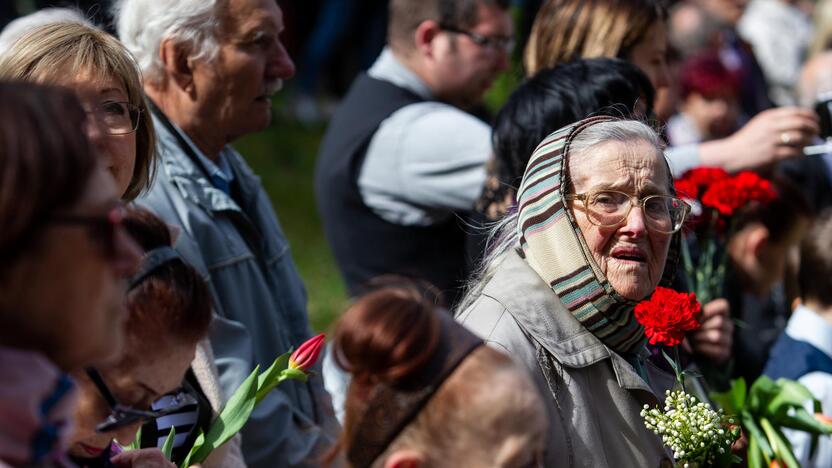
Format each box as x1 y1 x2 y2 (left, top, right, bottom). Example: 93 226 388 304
414 20 441 58
383 449 425 468
158 38 195 95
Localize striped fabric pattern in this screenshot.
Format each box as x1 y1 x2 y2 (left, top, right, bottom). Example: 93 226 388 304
516 116 648 355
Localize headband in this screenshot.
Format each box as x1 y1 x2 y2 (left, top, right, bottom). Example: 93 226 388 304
128 246 182 290
346 312 483 467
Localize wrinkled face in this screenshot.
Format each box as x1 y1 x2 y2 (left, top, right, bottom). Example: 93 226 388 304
568 140 673 301
626 23 670 92
190 0 295 143
429 3 512 109
60 72 137 199
2 166 141 370
69 340 195 458
684 91 740 139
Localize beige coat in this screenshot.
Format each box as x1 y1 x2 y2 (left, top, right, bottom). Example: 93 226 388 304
456 251 674 468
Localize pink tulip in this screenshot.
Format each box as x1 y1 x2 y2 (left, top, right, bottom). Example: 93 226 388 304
289 333 325 372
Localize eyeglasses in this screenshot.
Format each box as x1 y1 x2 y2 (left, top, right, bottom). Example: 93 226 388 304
85 101 142 135
52 204 127 259
439 23 515 54
85 367 198 433
565 190 690 234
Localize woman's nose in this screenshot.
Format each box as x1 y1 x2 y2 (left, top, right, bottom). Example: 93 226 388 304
112 421 143 447
621 205 648 237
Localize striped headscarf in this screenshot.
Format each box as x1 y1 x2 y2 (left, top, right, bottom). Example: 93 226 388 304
516 116 679 356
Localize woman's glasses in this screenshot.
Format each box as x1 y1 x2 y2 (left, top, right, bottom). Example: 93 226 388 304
85 367 197 433
52 205 127 259
565 189 690 234
85 100 142 135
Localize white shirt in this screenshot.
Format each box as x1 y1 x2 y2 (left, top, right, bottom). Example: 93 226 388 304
359 47 491 226
780 305 832 467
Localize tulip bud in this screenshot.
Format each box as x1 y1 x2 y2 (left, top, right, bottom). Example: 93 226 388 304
816 413 832 425
289 333 325 372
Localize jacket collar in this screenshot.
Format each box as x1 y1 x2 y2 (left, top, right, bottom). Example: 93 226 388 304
152 112 260 216
482 250 654 393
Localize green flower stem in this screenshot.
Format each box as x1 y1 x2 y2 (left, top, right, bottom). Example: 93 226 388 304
675 345 686 393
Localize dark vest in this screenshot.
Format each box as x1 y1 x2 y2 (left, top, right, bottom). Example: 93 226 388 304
315 73 469 306
763 333 832 381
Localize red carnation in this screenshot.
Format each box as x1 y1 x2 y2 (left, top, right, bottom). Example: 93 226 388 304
674 178 699 200
678 167 730 195
635 287 702 347
700 171 776 216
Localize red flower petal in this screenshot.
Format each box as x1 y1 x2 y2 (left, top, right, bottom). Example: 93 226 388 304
635 287 702 347
289 333 326 372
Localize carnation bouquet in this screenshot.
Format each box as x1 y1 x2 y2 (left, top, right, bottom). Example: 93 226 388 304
636 287 741 467
673 168 776 305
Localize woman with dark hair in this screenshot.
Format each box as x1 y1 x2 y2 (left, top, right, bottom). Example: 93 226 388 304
67 207 213 468
0 81 142 466
327 283 548 467
477 58 655 222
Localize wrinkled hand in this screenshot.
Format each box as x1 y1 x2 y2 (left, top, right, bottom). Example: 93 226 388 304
701 107 818 172
690 299 733 364
111 449 177 468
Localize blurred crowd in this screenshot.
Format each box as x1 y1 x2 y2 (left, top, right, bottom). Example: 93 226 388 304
4 0 832 467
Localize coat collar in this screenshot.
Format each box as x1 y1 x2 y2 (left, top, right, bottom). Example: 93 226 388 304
482 250 654 393
152 113 260 216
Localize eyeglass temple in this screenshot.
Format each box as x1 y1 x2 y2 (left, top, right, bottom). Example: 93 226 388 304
86 367 119 409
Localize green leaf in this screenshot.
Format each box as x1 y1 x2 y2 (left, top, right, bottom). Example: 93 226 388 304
766 379 817 418
255 351 292 403
777 409 832 434
747 433 763 468
281 367 308 382
181 430 204 468
161 427 175 461
126 425 143 451
748 376 779 414
712 378 747 414
760 417 801 468
742 410 774 463
187 365 260 465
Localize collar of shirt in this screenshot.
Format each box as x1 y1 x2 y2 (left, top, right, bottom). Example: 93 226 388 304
368 46 434 101
170 121 235 195
786 304 832 358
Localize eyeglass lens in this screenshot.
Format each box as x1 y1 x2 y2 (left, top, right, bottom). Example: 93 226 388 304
90 101 141 135
585 191 687 233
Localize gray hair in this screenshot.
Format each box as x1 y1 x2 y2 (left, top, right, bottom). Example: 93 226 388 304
113 0 222 86
0 7 91 55
456 119 666 313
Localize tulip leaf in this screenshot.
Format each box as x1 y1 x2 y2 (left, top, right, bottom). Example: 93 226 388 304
742 410 774 462
747 433 763 468
187 365 260 465
180 430 203 468
760 417 800 468
712 377 746 414
255 351 291 404
161 427 175 461
126 426 142 451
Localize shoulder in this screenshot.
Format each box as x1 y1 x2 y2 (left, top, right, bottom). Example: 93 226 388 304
376 102 490 155
457 291 538 367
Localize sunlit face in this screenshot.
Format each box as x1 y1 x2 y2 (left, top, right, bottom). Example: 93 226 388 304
190 0 295 143
58 71 137 199
69 340 195 458
627 23 670 92
1 166 142 370
429 3 512 110
568 140 673 301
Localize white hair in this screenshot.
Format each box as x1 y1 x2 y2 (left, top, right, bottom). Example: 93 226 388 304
0 8 91 55
113 0 223 86
455 120 666 313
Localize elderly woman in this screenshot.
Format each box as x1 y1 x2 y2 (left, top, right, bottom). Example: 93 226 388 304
0 82 142 466
457 117 689 467
0 21 156 201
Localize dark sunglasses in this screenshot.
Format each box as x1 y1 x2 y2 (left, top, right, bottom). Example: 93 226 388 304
85 367 197 433
52 205 127 259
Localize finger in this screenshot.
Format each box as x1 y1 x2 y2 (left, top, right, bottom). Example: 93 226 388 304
777 115 820 136
693 328 729 344
768 106 818 121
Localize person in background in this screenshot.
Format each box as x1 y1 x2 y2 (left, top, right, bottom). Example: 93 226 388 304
526 0 818 176
764 210 832 468
738 0 813 106
326 283 548 468
115 0 339 465
0 21 156 201
315 0 512 307
667 51 742 146
0 82 142 466
67 208 216 468
725 175 812 383
457 117 686 466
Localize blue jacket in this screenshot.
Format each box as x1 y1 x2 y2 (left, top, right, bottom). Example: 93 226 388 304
138 112 338 468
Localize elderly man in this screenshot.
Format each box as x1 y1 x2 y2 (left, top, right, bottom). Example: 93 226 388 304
315 0 512 307
115 0 337 466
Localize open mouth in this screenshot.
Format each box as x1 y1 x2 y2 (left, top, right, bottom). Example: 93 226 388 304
611 247 647 263
79 443 106 457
